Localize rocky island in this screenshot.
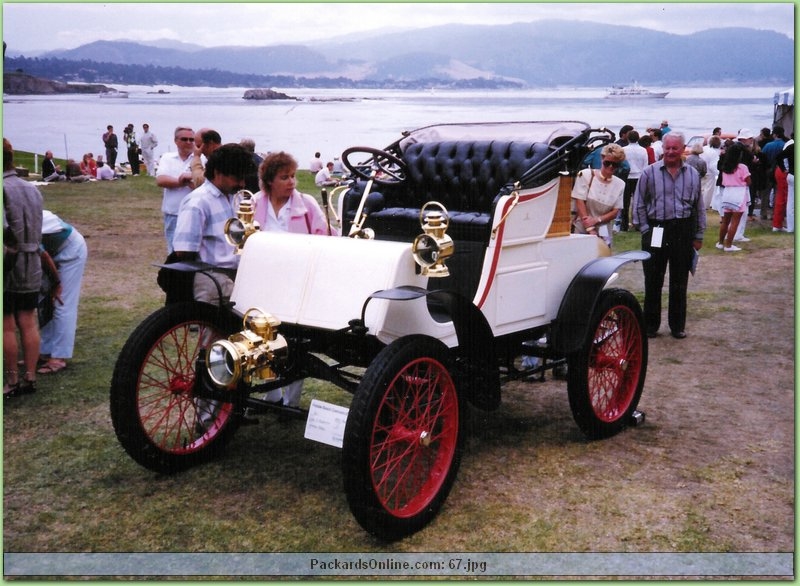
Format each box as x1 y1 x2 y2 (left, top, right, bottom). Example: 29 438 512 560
242 88 296 100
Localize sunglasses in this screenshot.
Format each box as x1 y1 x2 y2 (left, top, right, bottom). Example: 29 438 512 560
178 137 195 142
602 160 621 168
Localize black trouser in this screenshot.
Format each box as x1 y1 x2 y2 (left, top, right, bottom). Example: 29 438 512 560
641 218 695 335
128 146 140 175
106 147 117 168
620 178 638 231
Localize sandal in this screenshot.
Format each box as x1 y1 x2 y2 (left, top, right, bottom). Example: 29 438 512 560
37 360 67 375
4 379 36 399
18 357 49 368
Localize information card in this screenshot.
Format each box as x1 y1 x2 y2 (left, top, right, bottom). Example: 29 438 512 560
304 400 349 448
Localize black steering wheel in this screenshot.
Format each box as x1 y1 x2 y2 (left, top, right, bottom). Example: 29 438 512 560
341 146 408 186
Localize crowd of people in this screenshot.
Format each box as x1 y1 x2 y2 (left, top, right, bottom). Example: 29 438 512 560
101 122 159 177
40 123 161 184
572 120 794 340
4 117 794 400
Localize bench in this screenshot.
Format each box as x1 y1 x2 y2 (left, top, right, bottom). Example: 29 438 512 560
342 140 555 243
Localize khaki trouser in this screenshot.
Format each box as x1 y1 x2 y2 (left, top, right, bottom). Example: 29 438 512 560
192 270 235 306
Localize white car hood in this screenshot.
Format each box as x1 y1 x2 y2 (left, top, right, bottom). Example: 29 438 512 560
230 231 426 332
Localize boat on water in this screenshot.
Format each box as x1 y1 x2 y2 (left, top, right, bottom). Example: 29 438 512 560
99 90 129 99
146 89 171 95
605 84 668 99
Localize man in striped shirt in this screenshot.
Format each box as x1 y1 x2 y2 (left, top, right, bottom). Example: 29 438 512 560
173 143 256 305
633 132 706 340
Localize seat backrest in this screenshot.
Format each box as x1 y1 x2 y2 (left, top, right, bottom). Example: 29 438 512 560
399 140 552 212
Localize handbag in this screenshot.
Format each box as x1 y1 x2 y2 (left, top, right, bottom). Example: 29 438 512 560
720 185 747 208
38 273 55 328
571 171 596 235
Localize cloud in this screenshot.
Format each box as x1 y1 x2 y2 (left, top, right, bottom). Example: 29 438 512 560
2 2 794 54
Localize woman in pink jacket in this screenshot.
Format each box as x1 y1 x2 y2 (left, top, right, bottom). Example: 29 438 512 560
253 151 339 236
253 151 338 407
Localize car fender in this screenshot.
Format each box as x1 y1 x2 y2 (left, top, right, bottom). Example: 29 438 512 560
550 250 650 355
364 286 501 411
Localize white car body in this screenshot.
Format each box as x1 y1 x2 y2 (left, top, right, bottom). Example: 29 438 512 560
231 177 602 347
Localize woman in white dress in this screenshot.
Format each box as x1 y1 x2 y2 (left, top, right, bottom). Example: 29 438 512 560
572 143 626 247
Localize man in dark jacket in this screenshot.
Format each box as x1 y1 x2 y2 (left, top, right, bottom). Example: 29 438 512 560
103 125 118 168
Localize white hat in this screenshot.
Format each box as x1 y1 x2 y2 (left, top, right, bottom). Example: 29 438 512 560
737 128 754 140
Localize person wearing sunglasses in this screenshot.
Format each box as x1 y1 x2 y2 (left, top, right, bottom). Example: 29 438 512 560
156 126 196 252
571 143 626 247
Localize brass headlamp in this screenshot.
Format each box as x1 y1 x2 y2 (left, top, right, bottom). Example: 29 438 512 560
224 190 260 253
206 308 288 389
412 201 454 278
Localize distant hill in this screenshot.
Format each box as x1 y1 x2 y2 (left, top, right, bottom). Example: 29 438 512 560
16 20 794 87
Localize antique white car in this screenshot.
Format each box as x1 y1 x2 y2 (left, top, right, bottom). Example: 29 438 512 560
110 121 649 540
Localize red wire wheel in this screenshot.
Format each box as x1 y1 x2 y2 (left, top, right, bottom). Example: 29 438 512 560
343 335 464 540
567 289 648 439
110 302 242 473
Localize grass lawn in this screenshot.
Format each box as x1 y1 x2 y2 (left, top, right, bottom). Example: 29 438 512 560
3 157 793 572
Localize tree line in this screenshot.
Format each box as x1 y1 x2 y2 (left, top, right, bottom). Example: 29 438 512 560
4 55 523 90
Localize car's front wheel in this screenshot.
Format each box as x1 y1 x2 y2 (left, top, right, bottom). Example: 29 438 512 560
342 335 464 540
567 288 647 439
110 302 242 473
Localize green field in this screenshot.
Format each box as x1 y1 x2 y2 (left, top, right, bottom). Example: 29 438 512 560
3 160 792 573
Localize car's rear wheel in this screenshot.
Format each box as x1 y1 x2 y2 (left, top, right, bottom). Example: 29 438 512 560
110 302 242 473
343 335 464 540
567 289 647 439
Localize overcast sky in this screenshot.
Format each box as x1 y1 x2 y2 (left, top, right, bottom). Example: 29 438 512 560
2 2 794 54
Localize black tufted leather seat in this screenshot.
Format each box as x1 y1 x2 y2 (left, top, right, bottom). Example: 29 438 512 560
343 140 553 242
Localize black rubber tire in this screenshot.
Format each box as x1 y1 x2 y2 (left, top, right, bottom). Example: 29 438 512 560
342 335 464 540
110 302 242 473
567 288 648 440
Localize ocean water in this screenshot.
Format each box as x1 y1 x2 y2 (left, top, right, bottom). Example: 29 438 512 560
2 84 784 169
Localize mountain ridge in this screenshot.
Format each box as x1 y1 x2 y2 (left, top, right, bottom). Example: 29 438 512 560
17 20 794 87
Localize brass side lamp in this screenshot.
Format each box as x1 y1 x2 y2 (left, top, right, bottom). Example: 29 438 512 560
224 190 261 253
412 201 454 277
206 308 288 389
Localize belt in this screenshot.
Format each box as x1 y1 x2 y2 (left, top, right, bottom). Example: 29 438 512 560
16 243 40 253
647 217 692 225
207 267 237 279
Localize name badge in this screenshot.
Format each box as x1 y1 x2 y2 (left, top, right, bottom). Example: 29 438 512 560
651 226 664 248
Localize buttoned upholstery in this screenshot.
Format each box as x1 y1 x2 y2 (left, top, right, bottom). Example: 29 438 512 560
342 140 553 242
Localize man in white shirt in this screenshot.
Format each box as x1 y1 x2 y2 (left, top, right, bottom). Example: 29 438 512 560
315 161 339 187
95 157 115 180
621 130 650 231
649 128 664 161
139 123 159 176
156 126 195 253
